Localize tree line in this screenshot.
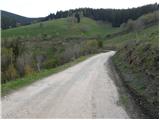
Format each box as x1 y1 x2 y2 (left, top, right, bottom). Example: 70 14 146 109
43 3 159 27
2 3 158 29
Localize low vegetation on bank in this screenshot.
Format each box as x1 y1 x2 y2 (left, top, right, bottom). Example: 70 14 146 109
110 11 159 118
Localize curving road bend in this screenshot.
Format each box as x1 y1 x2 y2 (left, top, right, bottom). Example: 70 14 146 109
1 51 129 118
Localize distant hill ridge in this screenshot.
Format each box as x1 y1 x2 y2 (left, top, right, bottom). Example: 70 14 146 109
1 3 159 29
1 10 43 29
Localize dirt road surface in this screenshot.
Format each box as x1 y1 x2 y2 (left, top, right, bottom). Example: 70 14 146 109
1 51 129 118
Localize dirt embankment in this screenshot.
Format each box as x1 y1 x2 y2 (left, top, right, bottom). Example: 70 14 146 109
112 41 159 118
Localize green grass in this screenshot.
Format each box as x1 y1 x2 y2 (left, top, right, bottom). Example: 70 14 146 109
119 95 129 106
1 54 94 96
111 24 159 118
2 17 119 38
104 25 158 49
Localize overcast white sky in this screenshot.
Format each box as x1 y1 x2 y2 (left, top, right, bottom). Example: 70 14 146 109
0 0 159 18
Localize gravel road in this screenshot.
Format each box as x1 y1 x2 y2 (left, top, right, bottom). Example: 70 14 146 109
1 51 129 118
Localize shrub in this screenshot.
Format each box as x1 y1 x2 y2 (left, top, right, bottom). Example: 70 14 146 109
43 58 59 69
5 64 18 81
85 40 98 53
97 40 103 48
16 54 33 76
121 11 159 32
24 65 34 76
138 11 159 26
125 19 136 32
1 48 13 71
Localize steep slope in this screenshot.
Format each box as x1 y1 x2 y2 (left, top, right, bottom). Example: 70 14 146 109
105 24 159 118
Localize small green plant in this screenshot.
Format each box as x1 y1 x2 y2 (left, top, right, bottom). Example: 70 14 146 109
119 95 129 106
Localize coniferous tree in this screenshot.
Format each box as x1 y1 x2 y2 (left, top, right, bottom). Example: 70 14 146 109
75 12 80 23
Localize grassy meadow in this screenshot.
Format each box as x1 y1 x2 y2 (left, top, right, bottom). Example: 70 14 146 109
2 17 120 38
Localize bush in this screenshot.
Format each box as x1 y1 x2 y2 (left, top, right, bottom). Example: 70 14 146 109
24 65 34 76
5 64 18 81
16 54 33 76
125 19 136 32
121 11 159 32
43 58 59 69
1 72 6 83
97 40 103 48
1 48 13 71
138 11 159 26
85 40 98 53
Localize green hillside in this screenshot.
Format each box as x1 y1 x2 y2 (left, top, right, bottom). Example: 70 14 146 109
2 17 119 38
104 25 158 49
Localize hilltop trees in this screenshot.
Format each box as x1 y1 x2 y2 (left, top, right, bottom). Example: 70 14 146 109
44 3 159 27
1 16 16 29
43 13 55 21
75 12 80 23
2 3 158 29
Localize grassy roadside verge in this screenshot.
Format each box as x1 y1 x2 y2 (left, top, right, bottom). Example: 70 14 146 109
112 42 159 118
1 54 94 96
106 24 159 118
108 57 147 118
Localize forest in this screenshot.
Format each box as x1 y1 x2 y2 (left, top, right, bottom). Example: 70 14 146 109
44 3 159 27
